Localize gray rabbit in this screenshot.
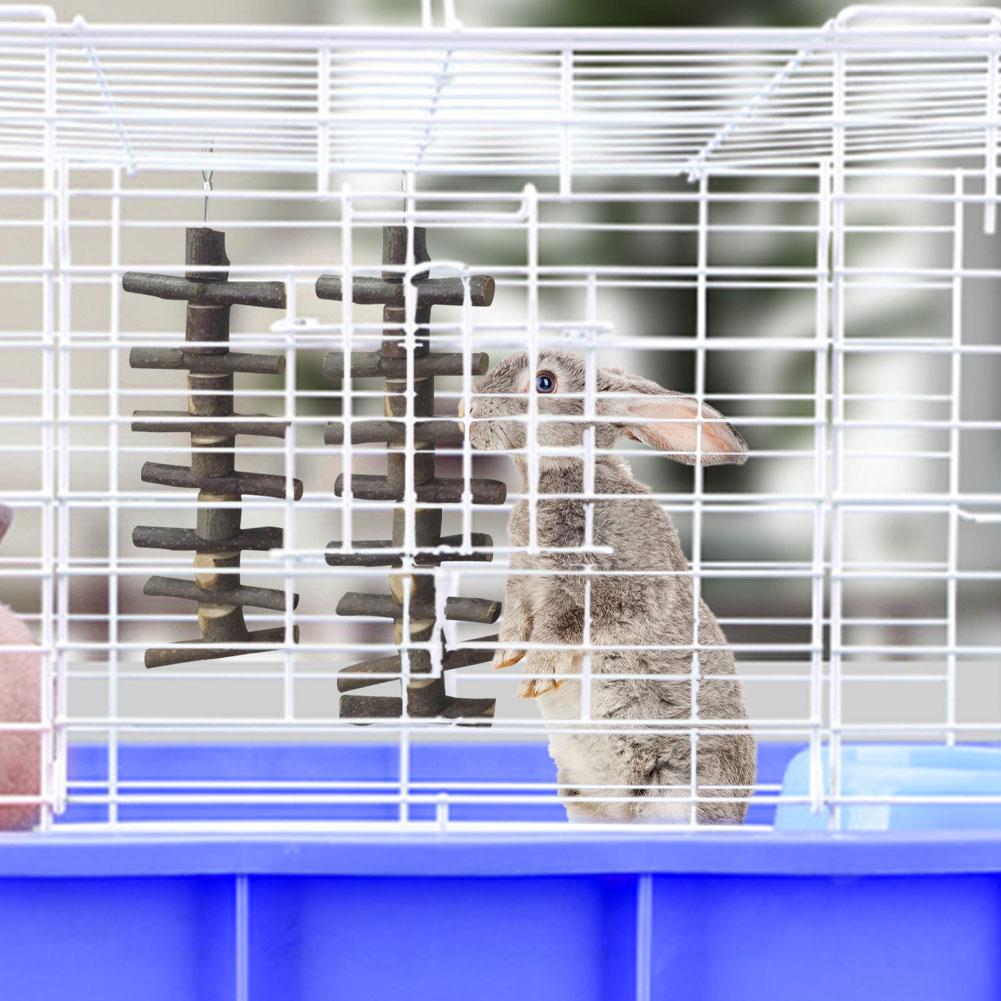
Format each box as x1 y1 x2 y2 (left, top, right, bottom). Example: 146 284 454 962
465 350 755 823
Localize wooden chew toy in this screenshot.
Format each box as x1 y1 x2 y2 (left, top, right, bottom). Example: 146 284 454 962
125 227 302 669
318 226 504 721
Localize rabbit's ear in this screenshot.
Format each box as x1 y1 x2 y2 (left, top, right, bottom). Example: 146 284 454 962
0 506 10 543
621 395 748 465
598 368 747 466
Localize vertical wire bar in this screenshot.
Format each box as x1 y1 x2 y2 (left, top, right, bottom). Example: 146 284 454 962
525 183 540 554
283 271 297 722
403 176 417 562
435 791 448 831
399 571 412 826
810 159 832 812
946 170 964 745
234 874 250 1001
559 47 573 199
985 18 998 234
581 274 598 723
689 171 709 824
634 874 653 1001
317 44 330 197
39 23 57 827
460 270 473 552
435 565 449 684
581 550 592 723
828 35 848 830
339 183 353 550
307 37 325 748
400 175 418 825
53 154 72 828
449 267 474 707
106 165 122 824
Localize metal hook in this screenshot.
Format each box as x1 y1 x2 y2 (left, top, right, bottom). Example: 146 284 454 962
201 146 214 224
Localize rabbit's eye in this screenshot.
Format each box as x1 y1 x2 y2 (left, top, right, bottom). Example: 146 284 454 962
536 371 557 394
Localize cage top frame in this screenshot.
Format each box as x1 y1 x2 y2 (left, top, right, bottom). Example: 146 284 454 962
4 4 1001 186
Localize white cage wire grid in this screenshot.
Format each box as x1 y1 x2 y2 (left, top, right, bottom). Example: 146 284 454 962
0 2 999 831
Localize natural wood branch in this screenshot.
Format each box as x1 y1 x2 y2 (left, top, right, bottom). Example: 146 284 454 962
323 351 488 381
185 227 229 278
130 348 285 375
337 650 433 693
338 654 405 692
185 307 231 343
123 272 287 309
325 226 498 722
408 683 495 720
334 473 505 505
324 534 495 567
195 498 240 542
434 534 496 564
438 696 496 720
142 462 303 500
185 372 234 418
324 419 463 447
337 691 493 721
338 694 403 719
445 597 501 623
130 228 300 674
132 411 288 439
404 679 449 718
315 274 494 308
143 575 298 612
442 634 499 670
336 633 497 693
336 592 500 624
144 626 298 669
325 541 401 568
132 525 283 552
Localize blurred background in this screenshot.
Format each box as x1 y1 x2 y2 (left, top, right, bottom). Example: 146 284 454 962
0 0 998 742
36 1 836 29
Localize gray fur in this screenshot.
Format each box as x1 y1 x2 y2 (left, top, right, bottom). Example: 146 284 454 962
469 350 756 824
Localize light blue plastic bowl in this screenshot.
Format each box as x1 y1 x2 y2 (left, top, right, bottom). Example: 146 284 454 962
776 743 1001 831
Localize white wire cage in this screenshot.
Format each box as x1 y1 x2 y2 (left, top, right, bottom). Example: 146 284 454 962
0 2 999 833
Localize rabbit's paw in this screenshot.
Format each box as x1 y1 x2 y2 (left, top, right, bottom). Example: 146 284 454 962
493 648 526 670
518 677 562 699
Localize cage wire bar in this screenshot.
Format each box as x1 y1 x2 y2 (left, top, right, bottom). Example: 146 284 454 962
0 4 998 832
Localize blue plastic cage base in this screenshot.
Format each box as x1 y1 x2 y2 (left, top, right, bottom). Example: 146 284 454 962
2 741 1001 1001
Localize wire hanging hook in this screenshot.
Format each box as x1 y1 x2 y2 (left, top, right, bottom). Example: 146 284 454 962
201 145 214 225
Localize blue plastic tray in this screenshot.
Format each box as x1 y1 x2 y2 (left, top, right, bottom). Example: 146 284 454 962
2 741 1001 1001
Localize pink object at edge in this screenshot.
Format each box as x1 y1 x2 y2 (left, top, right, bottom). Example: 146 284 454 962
0 505 43 831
